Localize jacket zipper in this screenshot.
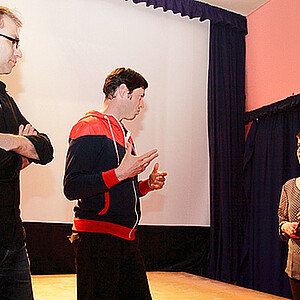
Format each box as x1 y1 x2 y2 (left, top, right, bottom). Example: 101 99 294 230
129 179 139 239
104 114 139 239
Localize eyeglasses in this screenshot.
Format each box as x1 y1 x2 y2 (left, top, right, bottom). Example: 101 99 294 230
0 33 20 49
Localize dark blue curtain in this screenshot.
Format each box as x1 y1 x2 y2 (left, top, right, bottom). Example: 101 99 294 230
239 95 300 298
128 0 247 29
127 0 247 285
207 21 247 283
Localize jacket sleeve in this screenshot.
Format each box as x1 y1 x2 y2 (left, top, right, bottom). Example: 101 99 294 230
63 135 120 200
138 179 152 197
8 96 54 165
24 133 53 165
0 148 21 181
278 184 289 242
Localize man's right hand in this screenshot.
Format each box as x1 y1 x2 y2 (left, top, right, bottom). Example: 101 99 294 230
18 124 37 136
115 142 158 181
18 124 37 169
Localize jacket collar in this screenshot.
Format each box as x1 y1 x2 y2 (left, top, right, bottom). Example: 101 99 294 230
0 81 6 94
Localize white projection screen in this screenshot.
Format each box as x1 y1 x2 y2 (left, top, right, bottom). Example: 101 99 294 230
0 0 210 226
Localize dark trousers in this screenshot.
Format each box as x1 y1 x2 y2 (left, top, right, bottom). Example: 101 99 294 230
74 232 152 300
290 277 300 300
0 245 33 300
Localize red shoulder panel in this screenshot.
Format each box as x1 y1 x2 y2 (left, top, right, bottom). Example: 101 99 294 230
69 115 125 147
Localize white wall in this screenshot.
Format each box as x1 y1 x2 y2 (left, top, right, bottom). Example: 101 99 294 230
0 0 210 226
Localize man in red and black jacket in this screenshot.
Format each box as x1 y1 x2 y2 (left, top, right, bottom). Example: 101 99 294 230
64 67 167 299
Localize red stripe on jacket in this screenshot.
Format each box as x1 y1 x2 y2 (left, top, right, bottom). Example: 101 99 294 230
73 218 136 240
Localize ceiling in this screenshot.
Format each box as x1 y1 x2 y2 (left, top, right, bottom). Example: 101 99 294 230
198 0 271 16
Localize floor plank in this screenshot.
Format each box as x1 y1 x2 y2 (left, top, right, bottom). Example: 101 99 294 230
31 272 289 300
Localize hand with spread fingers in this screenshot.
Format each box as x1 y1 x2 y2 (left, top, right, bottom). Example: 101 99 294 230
115 142 159 181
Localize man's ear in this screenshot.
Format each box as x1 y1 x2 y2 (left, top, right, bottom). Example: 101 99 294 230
118 84 129 99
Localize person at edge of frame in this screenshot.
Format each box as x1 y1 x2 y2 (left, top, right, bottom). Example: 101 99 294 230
0 6 54 300
279 132 300 300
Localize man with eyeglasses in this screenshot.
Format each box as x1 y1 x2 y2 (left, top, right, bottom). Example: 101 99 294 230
0 6 53 300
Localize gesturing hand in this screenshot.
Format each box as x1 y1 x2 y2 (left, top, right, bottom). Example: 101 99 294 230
115 142 159 181
148 162 167 190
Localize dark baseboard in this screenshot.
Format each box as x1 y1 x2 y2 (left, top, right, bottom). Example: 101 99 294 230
24 222 75 275
24 222 210 276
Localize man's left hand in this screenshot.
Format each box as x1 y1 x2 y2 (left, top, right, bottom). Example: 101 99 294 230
148 162 167 190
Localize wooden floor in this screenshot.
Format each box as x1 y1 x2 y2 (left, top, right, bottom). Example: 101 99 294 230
32 272 290 300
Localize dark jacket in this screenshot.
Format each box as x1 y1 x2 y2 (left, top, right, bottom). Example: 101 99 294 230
0 81 54 250
63 111 151 240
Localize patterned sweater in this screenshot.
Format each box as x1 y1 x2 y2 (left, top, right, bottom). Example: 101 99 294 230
278 178 300 280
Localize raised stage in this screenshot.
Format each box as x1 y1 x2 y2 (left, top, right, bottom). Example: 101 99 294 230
32 272 290 299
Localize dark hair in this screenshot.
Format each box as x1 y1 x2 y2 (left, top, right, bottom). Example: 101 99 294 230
0 6 22 28
103 67 148 99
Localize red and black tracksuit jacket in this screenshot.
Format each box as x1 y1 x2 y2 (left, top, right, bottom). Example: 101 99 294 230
63 111 151 240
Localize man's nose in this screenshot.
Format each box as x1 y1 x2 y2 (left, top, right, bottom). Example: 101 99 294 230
15 46 23 58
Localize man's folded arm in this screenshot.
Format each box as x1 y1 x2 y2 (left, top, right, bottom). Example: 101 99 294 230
0 132 53 165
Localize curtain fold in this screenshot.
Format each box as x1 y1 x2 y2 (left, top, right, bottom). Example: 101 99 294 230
207 22 246 282
239 95 300 298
